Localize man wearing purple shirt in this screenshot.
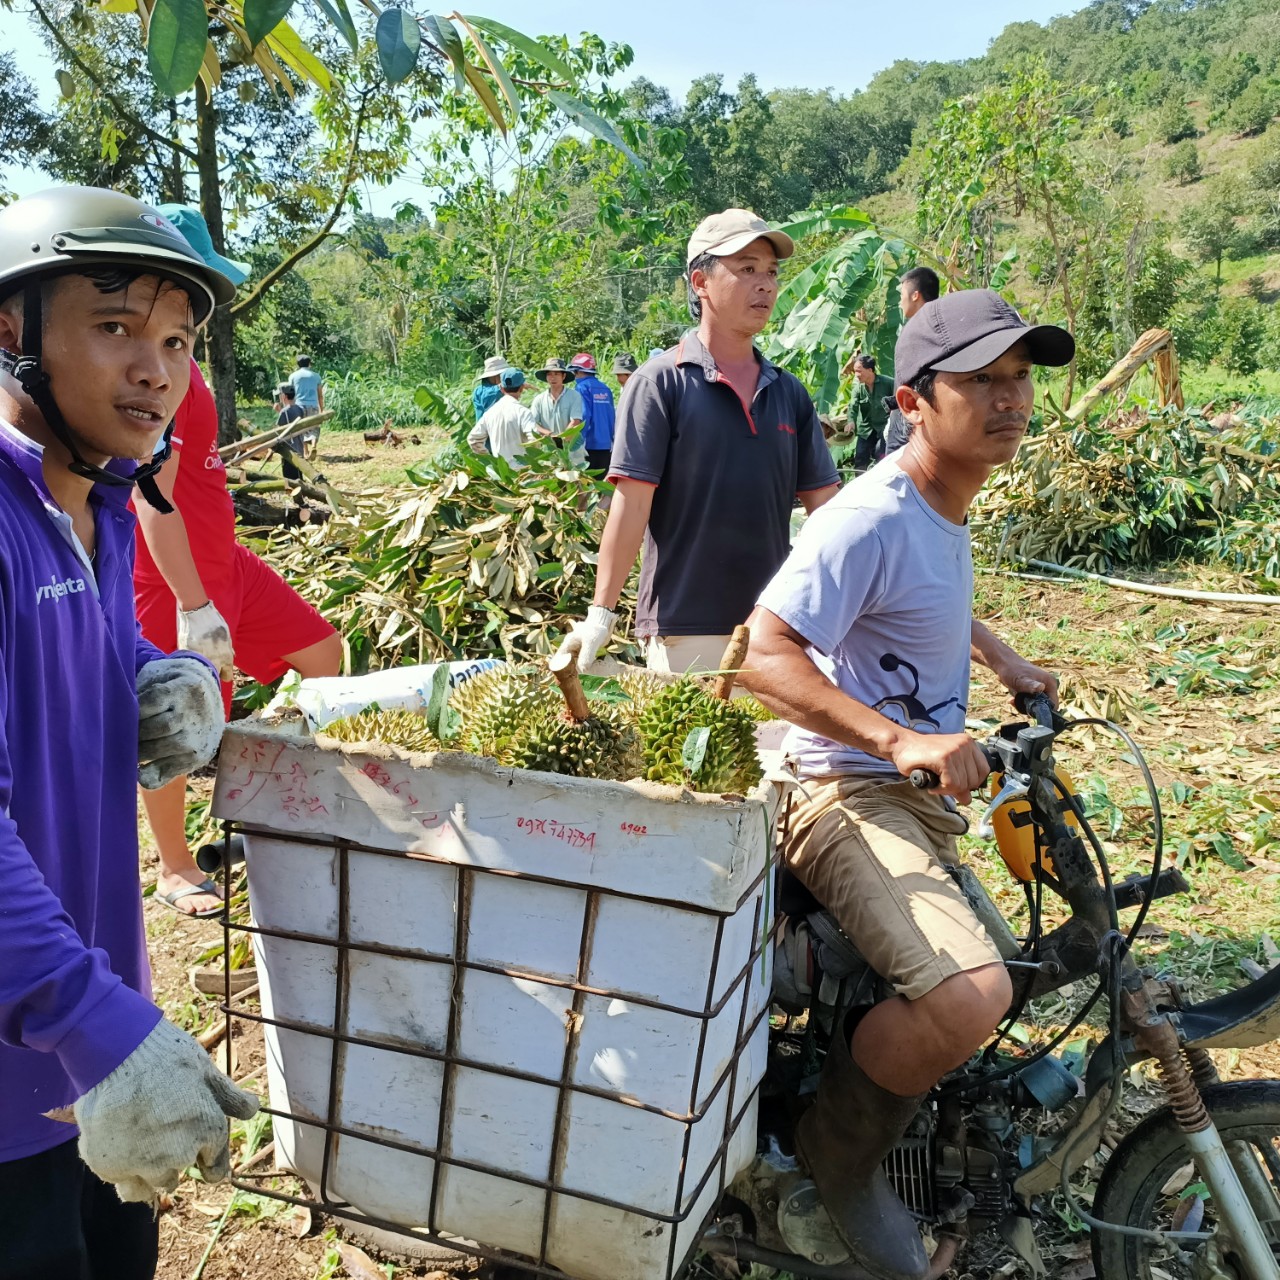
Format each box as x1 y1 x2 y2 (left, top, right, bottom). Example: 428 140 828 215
0 186 257 1279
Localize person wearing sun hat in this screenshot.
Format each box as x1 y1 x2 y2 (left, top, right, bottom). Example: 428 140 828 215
132 202 340 923
612 352 637 389
741 288 1072 1280
529 356 585 448
472 353 511 420
468 366 540 467
557 208 839 676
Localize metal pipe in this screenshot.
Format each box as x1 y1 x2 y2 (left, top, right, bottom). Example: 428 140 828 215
1183 1125 1280 1280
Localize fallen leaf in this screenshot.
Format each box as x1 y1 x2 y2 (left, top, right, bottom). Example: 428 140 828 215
291 1205 312 1238
335 1239 385 1280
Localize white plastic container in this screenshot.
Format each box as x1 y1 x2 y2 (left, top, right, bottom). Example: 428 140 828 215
213 720 776 1280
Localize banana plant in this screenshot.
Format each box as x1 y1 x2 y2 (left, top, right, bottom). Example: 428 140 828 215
763 206 917 415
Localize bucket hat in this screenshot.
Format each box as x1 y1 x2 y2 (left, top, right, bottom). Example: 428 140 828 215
476 355 512 381
535 357 571 381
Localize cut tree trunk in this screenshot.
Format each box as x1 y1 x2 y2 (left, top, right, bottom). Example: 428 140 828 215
1065 328 1178 422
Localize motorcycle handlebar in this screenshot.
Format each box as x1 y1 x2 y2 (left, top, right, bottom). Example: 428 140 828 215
1015 690 1058 727
908 745 999 791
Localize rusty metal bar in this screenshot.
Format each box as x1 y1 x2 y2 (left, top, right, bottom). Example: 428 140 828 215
227 818 770 917
427 863 470 1234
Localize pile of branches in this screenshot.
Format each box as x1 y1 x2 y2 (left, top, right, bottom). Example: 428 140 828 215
977 407 1280 579
247 439 630 670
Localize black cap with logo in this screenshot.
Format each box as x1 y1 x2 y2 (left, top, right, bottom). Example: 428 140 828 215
894 289 1074 388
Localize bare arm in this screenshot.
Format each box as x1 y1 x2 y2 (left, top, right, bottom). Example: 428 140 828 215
592 478 655 610
799 483 839 514
741 606 991 801
971 619 1059 705
133 453 210 612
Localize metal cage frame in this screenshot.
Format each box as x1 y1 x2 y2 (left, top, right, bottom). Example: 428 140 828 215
219 817 773 1280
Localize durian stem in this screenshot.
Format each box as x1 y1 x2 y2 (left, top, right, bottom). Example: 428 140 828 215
548 637 592 722
713 625 752 701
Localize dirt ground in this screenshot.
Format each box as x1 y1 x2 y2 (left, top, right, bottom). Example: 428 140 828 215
138 477 1280 1280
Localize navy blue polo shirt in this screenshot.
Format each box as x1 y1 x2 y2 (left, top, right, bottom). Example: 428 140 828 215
610 332 838 637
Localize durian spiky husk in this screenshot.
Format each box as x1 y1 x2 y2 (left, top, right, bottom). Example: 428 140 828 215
612 667 667 725
323 708 440 753
638 679 763 794
452 667 561 762
511 705 638 780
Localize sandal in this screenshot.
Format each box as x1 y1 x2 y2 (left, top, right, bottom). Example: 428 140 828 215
155 878 224 919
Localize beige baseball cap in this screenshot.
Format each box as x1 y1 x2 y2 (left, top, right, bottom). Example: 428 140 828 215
686 208 794 267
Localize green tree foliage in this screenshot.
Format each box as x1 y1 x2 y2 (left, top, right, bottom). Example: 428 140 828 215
1153 91 1196 145
1164 139 1202 184
1225 80 1278 137
1179 184 1244 286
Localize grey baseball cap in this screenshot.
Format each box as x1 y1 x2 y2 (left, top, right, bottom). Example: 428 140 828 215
894 289 1074 388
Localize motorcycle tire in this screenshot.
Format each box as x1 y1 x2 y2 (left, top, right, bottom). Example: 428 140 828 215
1091 1079 1280 1280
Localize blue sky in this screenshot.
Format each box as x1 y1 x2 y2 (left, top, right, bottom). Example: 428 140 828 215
1 0 1083 213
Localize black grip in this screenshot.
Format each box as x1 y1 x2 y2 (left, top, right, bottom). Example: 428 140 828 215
1014 691 1056 726
909 768 940 789
195 834 246 875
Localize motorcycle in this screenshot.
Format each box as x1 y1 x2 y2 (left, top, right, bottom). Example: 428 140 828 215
701 693 1280 1280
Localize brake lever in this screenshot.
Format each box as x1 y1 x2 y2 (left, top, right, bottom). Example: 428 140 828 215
978 774 1029 839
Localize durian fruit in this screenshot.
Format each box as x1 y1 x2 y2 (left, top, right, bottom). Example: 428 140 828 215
322 707 440 752
613 666 667 725
736 694 777 723
511 704 638 780
453 667 560 761
638 678 764 794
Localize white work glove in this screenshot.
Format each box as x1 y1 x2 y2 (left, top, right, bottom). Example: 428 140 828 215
75 1017 259 1204
137 657 224 790
557 605 618 670
177 601 235 681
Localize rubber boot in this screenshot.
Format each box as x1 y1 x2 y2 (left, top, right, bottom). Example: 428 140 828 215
794 1028 930 1280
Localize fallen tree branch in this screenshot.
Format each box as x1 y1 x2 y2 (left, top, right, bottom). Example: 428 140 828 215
218 411 334 463
1018 558 1280 605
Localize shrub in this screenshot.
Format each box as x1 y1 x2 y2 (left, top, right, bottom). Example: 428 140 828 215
1226 81 1277 138
1153 93 1196 145
1164 139 1201 184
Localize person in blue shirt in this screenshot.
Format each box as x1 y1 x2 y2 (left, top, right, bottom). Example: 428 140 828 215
472 354 510 420
287 354 324 414
568 352 616 475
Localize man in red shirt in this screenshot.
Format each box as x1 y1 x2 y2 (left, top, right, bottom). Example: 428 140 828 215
134 206 340 916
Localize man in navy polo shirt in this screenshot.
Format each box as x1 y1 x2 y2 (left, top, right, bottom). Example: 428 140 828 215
560 209 839 674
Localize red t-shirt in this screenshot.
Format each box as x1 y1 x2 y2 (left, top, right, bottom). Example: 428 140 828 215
134 360 238 587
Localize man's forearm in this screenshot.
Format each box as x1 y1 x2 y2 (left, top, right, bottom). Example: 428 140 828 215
135 508 209 613
591 483 651 609
740 612 904 761
971 618 1016 671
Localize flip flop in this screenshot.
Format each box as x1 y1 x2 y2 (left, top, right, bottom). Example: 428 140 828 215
155 878 225 919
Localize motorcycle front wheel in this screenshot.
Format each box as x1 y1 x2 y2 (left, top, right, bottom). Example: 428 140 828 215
1091 1080 1280 1279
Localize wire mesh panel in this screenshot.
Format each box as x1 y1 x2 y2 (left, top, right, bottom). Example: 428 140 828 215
214 722 776 1280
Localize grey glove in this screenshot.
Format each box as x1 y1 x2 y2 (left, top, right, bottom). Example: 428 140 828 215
137 657 223 790
75 1017 259 1204
177 601 235 682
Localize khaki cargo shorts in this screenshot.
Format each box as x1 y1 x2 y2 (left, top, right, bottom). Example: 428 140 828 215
781 774 1003 1001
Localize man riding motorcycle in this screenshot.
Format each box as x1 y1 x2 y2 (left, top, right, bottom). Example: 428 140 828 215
742 290 1074 1280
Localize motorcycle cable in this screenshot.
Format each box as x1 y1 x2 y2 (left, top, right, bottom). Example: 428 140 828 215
1055 933 1214 1246
940 714 1159 1096
1058 716 1165 948
979 825 1048 1070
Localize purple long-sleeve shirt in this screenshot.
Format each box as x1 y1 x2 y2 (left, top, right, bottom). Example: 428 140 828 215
0 418 202 1161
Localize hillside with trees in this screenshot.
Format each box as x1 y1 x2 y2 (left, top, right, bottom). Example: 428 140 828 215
3 0 1280 413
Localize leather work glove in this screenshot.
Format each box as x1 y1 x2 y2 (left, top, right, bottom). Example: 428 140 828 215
137 657 224 790
74 1018 259 1204
558 605 618 670
177 601 235 682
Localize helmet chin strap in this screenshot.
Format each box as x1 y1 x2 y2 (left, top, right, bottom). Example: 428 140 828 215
10 280 175 514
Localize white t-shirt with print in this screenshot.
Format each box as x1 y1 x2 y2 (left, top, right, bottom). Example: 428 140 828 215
757 458 973 779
